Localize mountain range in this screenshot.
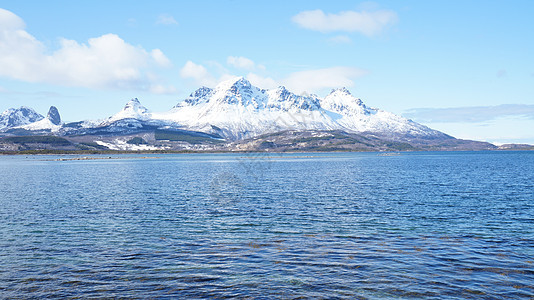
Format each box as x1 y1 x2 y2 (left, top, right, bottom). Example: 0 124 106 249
0 77 497 152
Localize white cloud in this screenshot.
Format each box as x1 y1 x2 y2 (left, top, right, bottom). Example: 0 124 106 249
151 49 172 67
246 73 278 90
0 8 173 92
181 58 278 89
156 14 178 25
0 8 24 29
227 56 260 71
292 8 398 36
283 67 367 94
180 61 217 87
227 56 255 70
180 60 367 95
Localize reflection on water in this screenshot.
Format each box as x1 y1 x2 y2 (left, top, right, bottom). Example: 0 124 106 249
0 152 533 298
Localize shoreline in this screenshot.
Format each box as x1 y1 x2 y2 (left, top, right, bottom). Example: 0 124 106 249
1 148 533 156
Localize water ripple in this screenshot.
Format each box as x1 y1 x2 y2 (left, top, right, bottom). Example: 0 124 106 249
1 152 533 298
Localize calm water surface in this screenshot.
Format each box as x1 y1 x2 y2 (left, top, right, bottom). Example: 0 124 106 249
0 151 533 298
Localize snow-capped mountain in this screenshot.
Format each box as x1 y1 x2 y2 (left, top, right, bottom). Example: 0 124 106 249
59 98 174 136
1 77 450 142
154 77 336 139
151 77 447 140
60 98 164 134
104 98 151 125
47 106 61 125
320 87 442 138
1 79 499 152
0 107 44 130
20 106 62 131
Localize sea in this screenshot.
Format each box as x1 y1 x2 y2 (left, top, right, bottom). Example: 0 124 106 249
0 151 533 299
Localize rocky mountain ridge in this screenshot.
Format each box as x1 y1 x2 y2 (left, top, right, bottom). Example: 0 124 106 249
0 107 44 129
0 78 499 152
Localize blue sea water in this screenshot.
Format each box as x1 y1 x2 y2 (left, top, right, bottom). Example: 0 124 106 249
0 151 533 298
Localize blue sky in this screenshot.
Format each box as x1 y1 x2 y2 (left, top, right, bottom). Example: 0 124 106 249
0 1 533 144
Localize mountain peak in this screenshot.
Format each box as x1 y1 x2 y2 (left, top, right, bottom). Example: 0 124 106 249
104 98 150 123
0 106 44 129
191 86 213 97
123 98 148 114
209 76 262 106
46 106 61 125
275 85 289 92
330 87 352 96
125 97 141 106
179 86 213 107
215 76 251 92
229 76 248 85
322 87 367 115
19 106 62 131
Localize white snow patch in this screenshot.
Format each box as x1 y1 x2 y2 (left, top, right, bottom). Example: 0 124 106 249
105 98 151 125
83 78 443 141
20 118 61 131
95 140 167 151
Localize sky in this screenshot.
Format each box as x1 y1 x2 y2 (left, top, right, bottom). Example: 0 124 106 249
0 0 533 144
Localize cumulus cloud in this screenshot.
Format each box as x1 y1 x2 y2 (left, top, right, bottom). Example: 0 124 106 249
283 67 367 94
226 56 265 71
0 8 24 29
180 59 367 95
246 73 278 90
181 59 267 88
156 14 178 25
0 8 173 92
150 49 172 67
227 56 255 70
403 104 534 123
292 8 398 36
180 61 218 87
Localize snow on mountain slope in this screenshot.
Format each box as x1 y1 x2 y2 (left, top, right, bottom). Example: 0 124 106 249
154 77 338 139
151 77 443 140
0 107 44 130
321 88 445 137
174 86 213 107
20 106 62 131
1 79 448 142
105 98 151 124
21 118 61 131
321 88 371 116
64 77 446 141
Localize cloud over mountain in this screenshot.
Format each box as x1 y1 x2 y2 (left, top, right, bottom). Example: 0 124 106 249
179 58 367 95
